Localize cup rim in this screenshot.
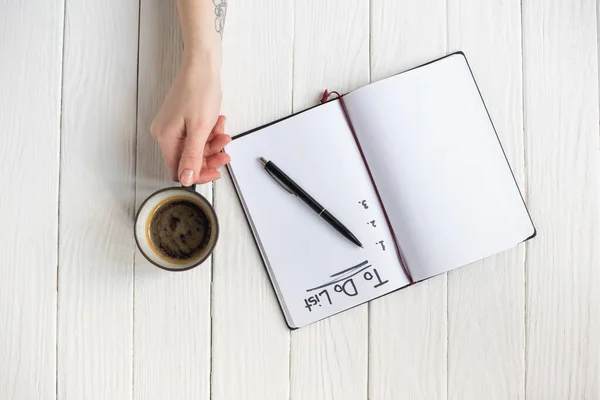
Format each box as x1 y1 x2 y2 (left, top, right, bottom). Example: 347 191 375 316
134 187 219 272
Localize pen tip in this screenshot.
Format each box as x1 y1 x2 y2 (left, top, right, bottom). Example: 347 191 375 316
360 245 364 249
259 157 268 165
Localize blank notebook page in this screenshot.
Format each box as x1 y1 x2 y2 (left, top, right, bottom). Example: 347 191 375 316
343 53 535 281
225 101 409 328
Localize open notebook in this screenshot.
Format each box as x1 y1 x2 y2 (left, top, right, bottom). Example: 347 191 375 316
226 53 536 328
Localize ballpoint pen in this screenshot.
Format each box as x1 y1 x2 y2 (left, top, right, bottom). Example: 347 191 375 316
259 157 363 248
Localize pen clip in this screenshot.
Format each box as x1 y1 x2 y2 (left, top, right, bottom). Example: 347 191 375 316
265 167 296 195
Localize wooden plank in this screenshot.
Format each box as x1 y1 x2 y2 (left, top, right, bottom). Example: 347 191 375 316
368 1 448 399
445 1 526 399
523 0 600 398
133 1 212 399
57 0 139 397
211 0 294 399
288 1 369 399
0 1 64 398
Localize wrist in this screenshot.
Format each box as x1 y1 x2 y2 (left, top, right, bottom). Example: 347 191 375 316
182 47 221 73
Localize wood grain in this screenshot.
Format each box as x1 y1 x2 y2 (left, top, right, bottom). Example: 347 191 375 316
368 1 448 399
289 1 369 399
57 0 139 398
0 1 64 398
446 1 526 398
211 1 294 399
3 1 600 397
133 1 213 399
523 0 600 398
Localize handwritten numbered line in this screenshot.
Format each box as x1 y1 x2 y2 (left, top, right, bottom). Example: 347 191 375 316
306 260 372 292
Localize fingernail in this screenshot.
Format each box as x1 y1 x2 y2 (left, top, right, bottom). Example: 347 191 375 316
180 169 194 186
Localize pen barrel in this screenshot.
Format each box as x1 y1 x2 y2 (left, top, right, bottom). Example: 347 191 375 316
266 162 324 213
320 210 362 247
264 160 361 247
297 193 325 214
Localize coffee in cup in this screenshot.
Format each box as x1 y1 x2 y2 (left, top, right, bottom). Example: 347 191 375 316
135 186 218 271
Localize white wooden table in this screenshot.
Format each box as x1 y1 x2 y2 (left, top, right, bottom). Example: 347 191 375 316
1 0 599 399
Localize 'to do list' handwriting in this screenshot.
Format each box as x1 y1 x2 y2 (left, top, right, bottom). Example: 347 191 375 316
302 260 389 312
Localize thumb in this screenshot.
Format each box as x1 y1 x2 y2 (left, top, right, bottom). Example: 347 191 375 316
178 128 209 187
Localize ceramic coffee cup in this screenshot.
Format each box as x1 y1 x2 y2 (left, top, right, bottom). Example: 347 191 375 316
134 186 219 271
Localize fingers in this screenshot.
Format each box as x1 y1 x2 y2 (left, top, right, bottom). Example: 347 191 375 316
205 115 231 155
156 134 185 181
176 115 231 186
197 169 221 184
207 115 226 141
151 116 186 180
204 152 230 170
178 124 211 186
192 154 229 184
204 134 232 156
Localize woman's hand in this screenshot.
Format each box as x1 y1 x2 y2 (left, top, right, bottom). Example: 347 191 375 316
151 55 231 186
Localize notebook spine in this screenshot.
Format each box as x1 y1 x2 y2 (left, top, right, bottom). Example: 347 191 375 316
320 89 415 285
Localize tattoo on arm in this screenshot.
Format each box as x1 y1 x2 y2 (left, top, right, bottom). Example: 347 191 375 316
214 0 227 39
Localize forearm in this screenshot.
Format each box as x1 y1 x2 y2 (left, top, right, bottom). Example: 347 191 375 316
176 0 227 67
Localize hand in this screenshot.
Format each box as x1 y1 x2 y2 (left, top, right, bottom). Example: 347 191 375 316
151 55 231 185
